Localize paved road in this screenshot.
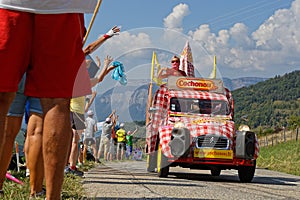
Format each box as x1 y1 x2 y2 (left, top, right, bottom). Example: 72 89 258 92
82 160 300 200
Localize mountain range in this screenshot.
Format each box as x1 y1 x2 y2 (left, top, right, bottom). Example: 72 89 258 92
93 77 267 122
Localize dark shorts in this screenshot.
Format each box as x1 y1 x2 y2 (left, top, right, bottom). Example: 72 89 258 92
84 138 96 146
70 112 86 130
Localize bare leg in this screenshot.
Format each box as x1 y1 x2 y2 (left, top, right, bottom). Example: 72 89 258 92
40 98 72 200
0 92 16 191
92 144 97 160
121 148 124 160
78 139 83 165
68 129 82 168
83 145 87 164
116 145 120 161
26 113 44 196
96 140 103 160
0 115 22 190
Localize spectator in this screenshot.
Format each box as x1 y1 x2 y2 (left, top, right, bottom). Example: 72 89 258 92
67 26 120 175
24 101 45 198
113 115 120 144
96 111 115 162
116 123 127 160
107 137 116 161
94 120 103 154
82 110 98 163
0 1 97 199
125 127 138 159
157 55 187 79
107 114 119 161
0 75 45 198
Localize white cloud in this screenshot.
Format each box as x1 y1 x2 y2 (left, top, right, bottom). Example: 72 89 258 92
163 3 190 31
188 0 300 77
93 30 152 60
93 1 300 80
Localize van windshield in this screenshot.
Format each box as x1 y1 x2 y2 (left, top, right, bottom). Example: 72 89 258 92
169 97 230 115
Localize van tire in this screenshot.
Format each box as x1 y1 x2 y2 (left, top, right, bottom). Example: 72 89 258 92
238 161 256 182
211 167 221 176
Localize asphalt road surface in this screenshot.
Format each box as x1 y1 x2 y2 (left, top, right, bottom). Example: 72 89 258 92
82 160 300 200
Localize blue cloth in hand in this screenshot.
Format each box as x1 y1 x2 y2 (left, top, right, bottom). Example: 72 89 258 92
112 61 127 85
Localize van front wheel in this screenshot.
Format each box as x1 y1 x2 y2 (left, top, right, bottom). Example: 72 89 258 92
238 161 256 183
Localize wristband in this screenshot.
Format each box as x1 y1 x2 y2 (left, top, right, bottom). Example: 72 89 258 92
103 34 111 39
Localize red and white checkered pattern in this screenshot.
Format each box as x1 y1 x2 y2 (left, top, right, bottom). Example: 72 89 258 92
169 89 229 101
158 119 235 158
146 85 169 153
146 85 259 159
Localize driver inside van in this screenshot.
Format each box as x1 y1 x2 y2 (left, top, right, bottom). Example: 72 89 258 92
190 101 200 113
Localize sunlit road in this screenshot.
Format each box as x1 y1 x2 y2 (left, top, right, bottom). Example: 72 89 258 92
83 160 300 200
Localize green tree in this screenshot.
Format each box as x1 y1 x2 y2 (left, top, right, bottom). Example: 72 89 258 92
288 115 300 131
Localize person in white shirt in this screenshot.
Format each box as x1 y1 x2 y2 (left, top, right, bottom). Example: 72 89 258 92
83 110 98 163
96 111 115 162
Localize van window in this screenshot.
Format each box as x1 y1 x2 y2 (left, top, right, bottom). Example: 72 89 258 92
170 97 229 115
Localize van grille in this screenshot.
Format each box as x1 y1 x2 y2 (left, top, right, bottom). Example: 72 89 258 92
196 135 229 149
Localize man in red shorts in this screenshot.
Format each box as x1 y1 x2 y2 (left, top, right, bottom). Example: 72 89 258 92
0 1 97 199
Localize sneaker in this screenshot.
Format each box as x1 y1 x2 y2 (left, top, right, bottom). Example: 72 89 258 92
29 188 46 199
76 162 83 168
35 188 46 197
95 159 101 164
64 167 84 177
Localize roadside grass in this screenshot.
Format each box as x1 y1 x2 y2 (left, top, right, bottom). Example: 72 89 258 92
256 140 300 176
2 161 96 200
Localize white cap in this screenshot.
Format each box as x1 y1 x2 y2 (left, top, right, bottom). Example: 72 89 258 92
119 123 124 128
87 110 94 116
105 117 111 122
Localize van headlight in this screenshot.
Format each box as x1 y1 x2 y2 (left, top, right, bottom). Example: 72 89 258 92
174 121 185 129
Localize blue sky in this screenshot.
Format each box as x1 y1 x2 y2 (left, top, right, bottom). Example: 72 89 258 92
85 0 293 38
81 0 300 122
83 0 299 93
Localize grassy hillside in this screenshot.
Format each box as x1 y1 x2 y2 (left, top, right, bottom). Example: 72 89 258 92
257 140 300 176
232 70 300 131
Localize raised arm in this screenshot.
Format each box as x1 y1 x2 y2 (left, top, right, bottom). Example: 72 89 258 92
84 91 97 112
131 126 138 135
83 25 121 55
109 110 116 118
157 67 169 79
89 55 114 87
95 55 101 67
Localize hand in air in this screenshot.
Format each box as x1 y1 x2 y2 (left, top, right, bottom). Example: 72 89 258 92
105 25 121 38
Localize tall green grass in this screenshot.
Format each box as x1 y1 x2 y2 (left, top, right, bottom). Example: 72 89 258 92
256 140 300 176
2 161 95 199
